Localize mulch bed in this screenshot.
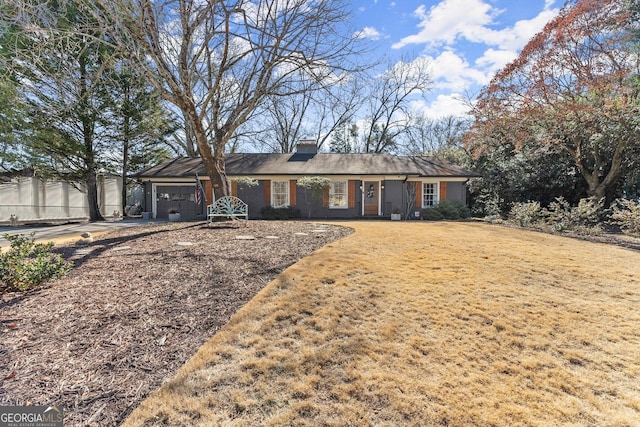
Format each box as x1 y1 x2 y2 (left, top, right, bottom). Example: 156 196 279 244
0 220 352 426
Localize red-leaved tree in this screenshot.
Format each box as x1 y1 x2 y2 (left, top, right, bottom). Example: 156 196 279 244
467 0 640 202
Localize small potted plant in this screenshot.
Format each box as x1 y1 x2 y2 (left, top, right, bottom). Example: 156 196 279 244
168 208 181 222
391 208 401 221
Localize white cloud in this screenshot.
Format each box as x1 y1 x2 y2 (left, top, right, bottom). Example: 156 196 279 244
411 94 471 119
473 48 517 77
357 26 384 41
476 9 559 51
392 0 496 49
386 1 561 118
392 0 559 53
426 51 488 91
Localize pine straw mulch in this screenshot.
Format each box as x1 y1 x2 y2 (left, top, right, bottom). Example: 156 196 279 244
0 220 353 426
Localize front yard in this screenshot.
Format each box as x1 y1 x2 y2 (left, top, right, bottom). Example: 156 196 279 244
125 221 640 426
2 221 640 426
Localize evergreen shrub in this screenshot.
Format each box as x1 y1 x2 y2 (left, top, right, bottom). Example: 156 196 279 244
1 233 72 292
260 206 300 220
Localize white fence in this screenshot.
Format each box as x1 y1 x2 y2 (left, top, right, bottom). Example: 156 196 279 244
0 176 122 224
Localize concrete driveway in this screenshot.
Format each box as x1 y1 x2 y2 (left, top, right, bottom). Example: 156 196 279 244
0 218 166 249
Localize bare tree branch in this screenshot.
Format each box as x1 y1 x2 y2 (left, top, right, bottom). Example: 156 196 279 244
46 0 368 198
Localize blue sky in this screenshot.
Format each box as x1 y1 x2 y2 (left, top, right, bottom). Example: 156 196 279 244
351 0 561 118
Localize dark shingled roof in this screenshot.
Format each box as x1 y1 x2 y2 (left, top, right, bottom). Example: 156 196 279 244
138 153 477 179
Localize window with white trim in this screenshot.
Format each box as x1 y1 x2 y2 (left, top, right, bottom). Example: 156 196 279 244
423 182 439 207
272 180 289 207
330 180 347 208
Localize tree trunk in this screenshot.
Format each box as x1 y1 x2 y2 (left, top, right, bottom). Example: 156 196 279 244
83 124 104 222
209 153 231 200
121 83 130 215
586 169 623 204
578 137 628 204
121 138 129 215
186 106 230 200
86 168 104 222
79 51 104 222
83 130 104 222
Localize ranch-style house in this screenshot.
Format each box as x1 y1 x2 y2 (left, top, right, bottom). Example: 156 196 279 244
137 143 477 220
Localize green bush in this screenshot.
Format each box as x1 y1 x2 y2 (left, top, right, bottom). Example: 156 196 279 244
546 196 604 232
507 197 605 234
508 201 545 227
421 207 444 221
611 198 640 235
421 200 471 221
0 233 73 292
438 200 471 219
260 206 300 220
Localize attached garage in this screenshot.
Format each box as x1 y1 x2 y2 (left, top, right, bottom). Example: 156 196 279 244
154 184 205 219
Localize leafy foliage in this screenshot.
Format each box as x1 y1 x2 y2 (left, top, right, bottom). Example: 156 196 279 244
467 0 640 204
329 121 356 153
611 198 640 235
260 206 300 220
507 197 605 234
231 176 259 188
546 197 604 232
421 207 443 221
468 144 582 217
297 176 332 190
421 200 471 221
509 201 545 228
0 79 25 172
0 233 72 292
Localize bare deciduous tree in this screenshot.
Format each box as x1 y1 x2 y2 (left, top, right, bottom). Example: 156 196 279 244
360 57 432 153
402 113 471 164
403 113 469 154
252 74 364 153
251 82 316 153
60 0 366 198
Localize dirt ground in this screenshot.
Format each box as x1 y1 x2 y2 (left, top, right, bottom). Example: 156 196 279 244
0 220 353 426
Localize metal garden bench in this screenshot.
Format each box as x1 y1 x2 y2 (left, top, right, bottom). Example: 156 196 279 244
207 196 248 226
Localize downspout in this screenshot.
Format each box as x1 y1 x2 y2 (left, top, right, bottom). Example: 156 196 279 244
464 178 470 206
402 175 409 218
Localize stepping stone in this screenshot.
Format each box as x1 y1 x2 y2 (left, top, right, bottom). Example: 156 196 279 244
265 236 279 239
294 232 309 236
311 229 328 233
176 242 194 246
74 249 93 255
111 246 131 251
235 235 256 240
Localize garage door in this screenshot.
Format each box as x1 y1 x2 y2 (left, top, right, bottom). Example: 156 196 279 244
156 185 203 219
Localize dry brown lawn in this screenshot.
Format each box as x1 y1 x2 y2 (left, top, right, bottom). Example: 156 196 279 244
122 221 640 427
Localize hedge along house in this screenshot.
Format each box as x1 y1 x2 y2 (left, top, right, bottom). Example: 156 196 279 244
137 143 477 220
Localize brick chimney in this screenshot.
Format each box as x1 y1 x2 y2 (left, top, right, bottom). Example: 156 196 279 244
296 139 318 154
